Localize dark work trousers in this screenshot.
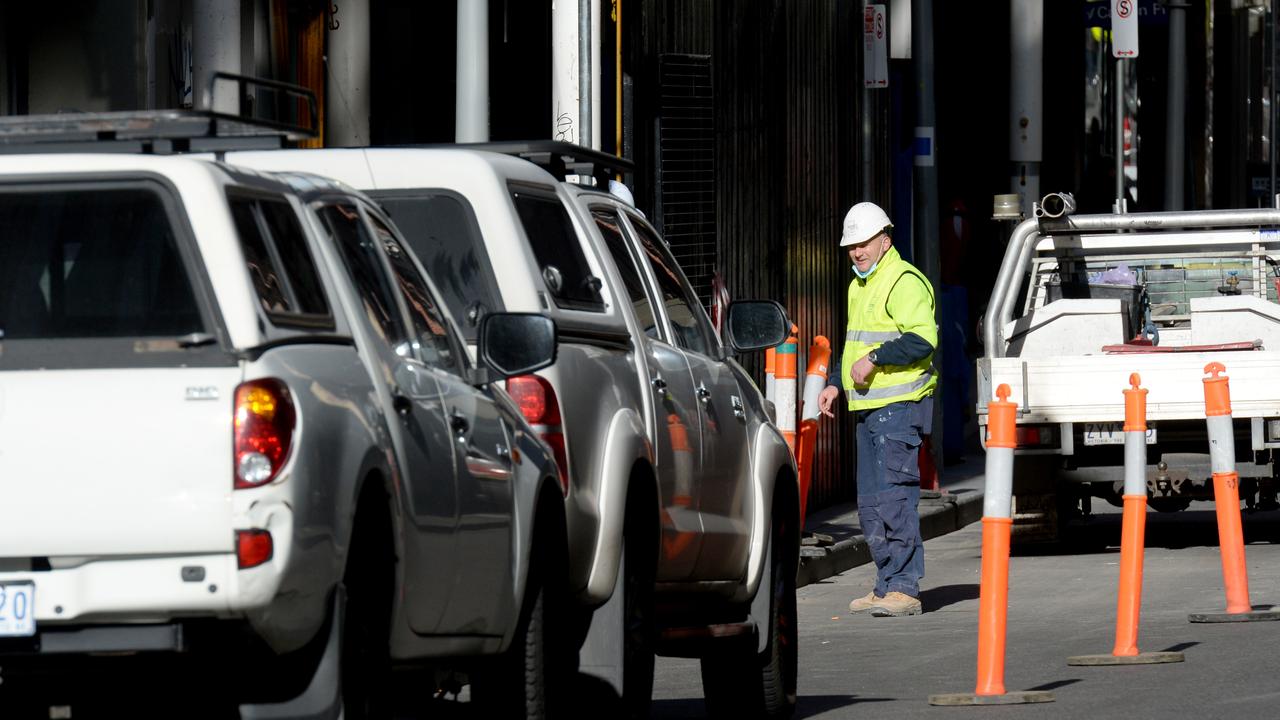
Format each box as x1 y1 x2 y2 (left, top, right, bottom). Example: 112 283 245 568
855 397 933 598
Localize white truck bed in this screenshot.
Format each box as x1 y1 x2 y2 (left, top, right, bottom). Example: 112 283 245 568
978 351 1280 424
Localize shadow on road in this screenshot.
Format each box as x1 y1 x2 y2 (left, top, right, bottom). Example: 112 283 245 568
652 693 893 719
920 584 980 612
1026 678 1082 692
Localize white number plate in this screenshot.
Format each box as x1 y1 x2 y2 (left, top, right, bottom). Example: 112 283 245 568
0 582 35 637
1083 423 1156 446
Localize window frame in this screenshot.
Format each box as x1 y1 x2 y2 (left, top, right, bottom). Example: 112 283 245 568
226 188 335 331
589 203 667 343
509 181 609 314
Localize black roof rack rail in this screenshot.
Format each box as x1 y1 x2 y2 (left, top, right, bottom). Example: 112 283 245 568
444 140 634 185
0 73 317 156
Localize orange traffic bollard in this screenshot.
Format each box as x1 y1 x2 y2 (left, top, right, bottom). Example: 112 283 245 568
1189 363 1280 623
774 326 799 455
929 385 1054 706
1068 374 1184 666
796 336 831 525
765 347 777 405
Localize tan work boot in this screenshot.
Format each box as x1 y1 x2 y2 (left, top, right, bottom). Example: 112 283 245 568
848 590 884 613
869 591 922 617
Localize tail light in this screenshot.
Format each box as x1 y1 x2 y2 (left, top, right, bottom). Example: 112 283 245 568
1016 424 1057 448
506 374 569 495
234 379 296 489
236 529 274 569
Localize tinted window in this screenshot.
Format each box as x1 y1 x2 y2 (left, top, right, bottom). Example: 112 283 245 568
630 218 712 355
374 192 502 340
317 204 407 348
512 190 604 312
368 213 459 373
229 196 330 322
0 186 202 339
593 208 659 339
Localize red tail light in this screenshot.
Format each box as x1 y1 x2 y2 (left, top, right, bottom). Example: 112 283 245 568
1015 424 1056 448
507 374 569 495
236 529 274 569
234 379 296 489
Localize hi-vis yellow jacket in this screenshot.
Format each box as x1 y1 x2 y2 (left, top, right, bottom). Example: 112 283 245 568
841 246 938 410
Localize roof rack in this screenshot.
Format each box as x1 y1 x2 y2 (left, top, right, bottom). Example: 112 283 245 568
0 73 317 156
447 140 634 185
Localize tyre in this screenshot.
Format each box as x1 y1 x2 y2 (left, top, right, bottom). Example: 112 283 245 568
700 515 798 718
475 539 571 719
339 501 394 719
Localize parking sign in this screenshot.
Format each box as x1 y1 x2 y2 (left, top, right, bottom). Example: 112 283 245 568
1112 0 1138 57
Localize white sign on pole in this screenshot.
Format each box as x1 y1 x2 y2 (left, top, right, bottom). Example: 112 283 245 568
864 4 888 88
1111 0 1138 58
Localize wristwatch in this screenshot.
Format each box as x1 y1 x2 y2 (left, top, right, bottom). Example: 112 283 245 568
867 350 880 366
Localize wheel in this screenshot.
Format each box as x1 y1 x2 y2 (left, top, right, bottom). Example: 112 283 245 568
474 534 572 719
340 502 394 719
700 516 798 718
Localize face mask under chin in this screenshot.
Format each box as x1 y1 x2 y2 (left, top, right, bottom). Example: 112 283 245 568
852 260 878 279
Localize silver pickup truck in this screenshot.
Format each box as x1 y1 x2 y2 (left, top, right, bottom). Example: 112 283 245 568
224 142 802 717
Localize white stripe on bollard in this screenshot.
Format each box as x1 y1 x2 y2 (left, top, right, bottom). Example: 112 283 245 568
983 446 1015 519
1124 431 1146 496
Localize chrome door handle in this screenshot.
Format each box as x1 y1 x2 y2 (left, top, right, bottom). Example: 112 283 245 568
696 385 712 402
731 395 746 419
651 376 668 391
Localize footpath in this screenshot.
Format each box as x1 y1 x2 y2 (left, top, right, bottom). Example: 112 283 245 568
798 455 986 587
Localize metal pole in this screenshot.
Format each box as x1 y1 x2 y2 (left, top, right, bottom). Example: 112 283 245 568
1009 0 1043 219
1271 3 1277 208
1165 1 1189 210
912 0 943 473
329 0 371 146
579 0 592 149
192 0 240 113
1115 56 1126 211
456 0 489 143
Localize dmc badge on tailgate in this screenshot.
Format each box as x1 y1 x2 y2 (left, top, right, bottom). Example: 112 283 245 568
185 386 220 401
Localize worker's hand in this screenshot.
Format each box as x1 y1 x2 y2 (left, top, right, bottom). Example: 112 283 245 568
850 353 877 386
818 385 840 418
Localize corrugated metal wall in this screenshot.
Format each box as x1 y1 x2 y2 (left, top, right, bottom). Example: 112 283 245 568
634 0 891 511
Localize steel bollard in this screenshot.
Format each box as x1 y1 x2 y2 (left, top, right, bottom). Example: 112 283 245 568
1068 374 1184 665
1189 363 1280 623
929 384 1054 706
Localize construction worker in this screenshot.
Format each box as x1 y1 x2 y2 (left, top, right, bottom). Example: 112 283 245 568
818 201 938 617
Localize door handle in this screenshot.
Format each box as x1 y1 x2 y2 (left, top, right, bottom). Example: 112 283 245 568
651 376 668 391
392 393 412 416
696 384 712 402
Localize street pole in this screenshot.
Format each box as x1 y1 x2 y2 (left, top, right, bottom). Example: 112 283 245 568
912 0 943 484
1009 0 1043 220
1164 1 1188 210
192 0 240 114
1115 56 1126 212
455 0 489 143
329 0 371 146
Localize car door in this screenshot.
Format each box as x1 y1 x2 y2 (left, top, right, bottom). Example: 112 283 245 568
589 205 703 581
365 209 517 635
624 213 753 581
315 201 460 634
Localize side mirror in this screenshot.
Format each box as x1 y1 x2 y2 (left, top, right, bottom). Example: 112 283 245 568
477 312 558 381
725 300 789 354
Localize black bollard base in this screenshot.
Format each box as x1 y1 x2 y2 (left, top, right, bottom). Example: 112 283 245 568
1189 606 1280 623
928 691 1055 706
1067 651 1185 666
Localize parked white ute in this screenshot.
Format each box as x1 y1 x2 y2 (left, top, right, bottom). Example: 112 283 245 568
0 135 567 717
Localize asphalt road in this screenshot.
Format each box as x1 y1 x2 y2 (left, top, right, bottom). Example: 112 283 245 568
653 504 1280 719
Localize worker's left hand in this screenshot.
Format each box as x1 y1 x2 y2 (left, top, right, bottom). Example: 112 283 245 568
850 353 877 386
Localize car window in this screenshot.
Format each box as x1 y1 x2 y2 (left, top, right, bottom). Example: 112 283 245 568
367 212 459 373
229 194 331 324
511 189 605 312
629 216 714 356
0 185 202 339
592 207 660 339
372 191 503 341
317 203 409 349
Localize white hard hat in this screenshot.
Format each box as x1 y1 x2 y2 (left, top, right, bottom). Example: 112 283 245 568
840 202 893 247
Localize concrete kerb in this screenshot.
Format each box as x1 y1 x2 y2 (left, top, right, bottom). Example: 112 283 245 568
797 486 986 588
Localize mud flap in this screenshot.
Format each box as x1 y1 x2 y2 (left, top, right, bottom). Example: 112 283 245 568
747 529 773 654
239 588 344 720
578 554 625 697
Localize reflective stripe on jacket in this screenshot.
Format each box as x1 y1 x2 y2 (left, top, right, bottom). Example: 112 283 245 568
841 246 938 410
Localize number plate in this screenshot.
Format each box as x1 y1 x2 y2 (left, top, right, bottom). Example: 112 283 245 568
0 582 35 637
1083 423 1157 446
